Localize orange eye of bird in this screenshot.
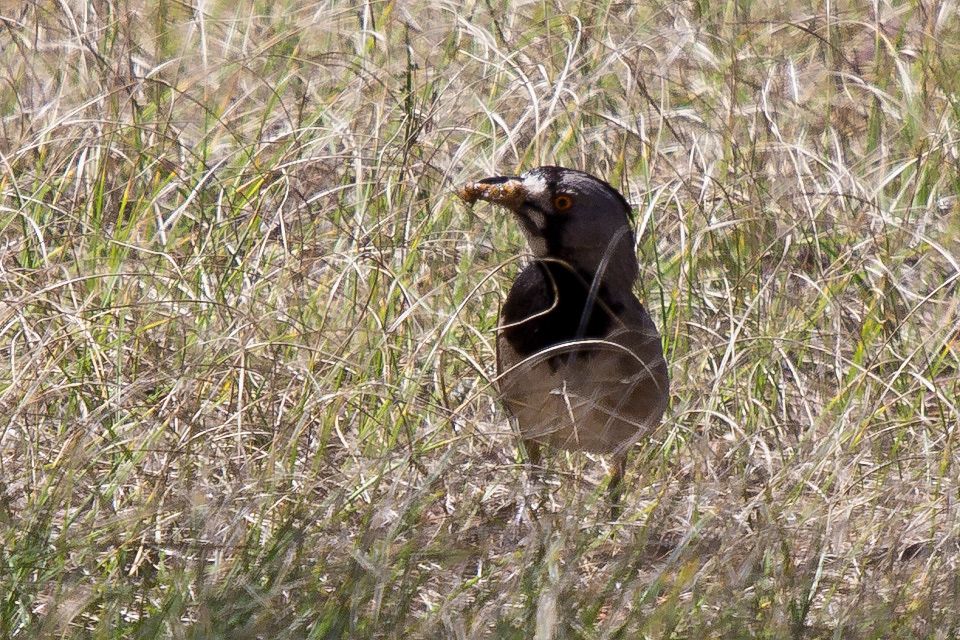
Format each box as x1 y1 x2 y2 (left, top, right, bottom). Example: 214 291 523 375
553 194 573 211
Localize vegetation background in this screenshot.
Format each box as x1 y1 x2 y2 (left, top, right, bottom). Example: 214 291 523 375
2 0 959 637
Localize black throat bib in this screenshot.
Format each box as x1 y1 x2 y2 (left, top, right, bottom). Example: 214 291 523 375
500 261 623 367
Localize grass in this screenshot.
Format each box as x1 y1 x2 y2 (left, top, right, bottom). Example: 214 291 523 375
1 0 959 637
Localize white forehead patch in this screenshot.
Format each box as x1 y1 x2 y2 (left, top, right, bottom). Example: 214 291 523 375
522 172 549 198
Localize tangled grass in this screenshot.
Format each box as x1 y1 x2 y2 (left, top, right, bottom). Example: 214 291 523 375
1 1 959 637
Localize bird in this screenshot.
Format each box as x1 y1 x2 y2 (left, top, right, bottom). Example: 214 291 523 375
457 166 669 518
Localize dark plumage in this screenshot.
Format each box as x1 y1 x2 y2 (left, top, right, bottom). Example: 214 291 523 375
458 166 670 518
499 262 617 365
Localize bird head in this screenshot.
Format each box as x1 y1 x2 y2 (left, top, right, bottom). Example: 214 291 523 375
458 166 639 288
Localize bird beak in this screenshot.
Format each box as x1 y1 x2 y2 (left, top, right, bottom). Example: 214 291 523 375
456 175 526 211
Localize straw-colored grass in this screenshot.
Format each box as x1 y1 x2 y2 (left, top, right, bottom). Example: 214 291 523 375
2 1 959 637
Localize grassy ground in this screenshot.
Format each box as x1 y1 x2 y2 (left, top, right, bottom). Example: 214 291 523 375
2 0 960 637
